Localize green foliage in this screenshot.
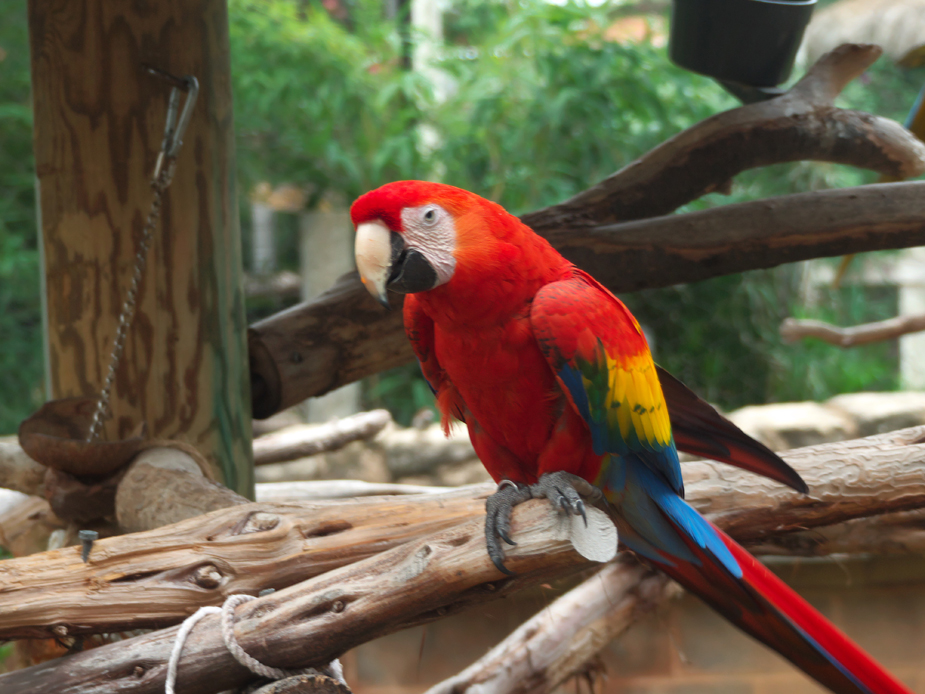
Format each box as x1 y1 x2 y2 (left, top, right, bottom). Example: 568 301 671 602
0 0 43 434
435 0 734 213
229 0 430 203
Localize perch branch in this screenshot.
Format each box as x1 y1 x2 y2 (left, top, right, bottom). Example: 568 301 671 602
251 181 925 413
253 410 392 466
2 426 925 643
780 314 925 347
748 507 925 558
6 425 925 693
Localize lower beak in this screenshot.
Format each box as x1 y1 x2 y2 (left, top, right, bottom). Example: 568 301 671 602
355 221 400 309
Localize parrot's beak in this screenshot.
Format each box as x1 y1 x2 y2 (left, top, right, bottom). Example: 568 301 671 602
355 219 441 308
355 220 401 309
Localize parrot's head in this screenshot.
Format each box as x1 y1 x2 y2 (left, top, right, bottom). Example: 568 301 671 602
350 180 519 308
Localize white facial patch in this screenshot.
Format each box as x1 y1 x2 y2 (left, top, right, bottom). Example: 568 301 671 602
400 204 457 287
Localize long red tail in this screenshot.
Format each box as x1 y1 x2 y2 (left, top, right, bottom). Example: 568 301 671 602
648 522 912 694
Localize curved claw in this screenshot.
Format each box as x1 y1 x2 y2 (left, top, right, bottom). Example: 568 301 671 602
484 481 532 575
529 471 601 528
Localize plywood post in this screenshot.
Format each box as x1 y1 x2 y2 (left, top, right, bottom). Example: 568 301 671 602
28 0 253 496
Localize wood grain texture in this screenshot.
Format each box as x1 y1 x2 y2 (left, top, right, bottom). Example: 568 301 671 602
424 558 670 694
0 486 490 639
28 0 252 494
2 426 925 644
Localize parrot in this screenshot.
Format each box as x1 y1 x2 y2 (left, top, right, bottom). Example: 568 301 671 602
351 180 912 694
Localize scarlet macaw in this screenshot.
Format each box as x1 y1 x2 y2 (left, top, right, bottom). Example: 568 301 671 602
351 180 910 694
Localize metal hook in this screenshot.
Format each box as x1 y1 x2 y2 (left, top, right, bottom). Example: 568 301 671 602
145 66 199 180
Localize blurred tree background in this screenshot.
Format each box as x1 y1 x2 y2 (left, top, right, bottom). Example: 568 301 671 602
1 0 922 432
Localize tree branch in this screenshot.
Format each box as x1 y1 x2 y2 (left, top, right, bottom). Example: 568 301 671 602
1 426 925 643
253 410 392 466
780 314 925 347
251 181 925 414
424 558 672 694
5 425 925 693
521 43 925 232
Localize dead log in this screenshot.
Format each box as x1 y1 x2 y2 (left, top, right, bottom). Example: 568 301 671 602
6 422 925 693
0 485 489 639
780 313 925 347
0 440 47 496
251 181 925 414
254 480 448 502
0 501 595 694
2 426 925 642
253 410 392 466
423 558 672 694
116 447 249 534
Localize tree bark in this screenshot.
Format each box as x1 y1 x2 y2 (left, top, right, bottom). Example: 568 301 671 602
423 558 671 694
28 0 252 494
780 313 925 347
2 426 925 644
251 181 925 414
522 44 925 232
6 422 925 694
253 410 392 466
0 485 489 639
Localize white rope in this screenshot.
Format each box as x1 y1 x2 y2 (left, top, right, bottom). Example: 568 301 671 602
166 605 221 694
165 594 347 693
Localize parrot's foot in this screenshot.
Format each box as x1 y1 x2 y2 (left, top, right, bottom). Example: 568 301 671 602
485 480 531 576
484 473 603 575
528 471 603 527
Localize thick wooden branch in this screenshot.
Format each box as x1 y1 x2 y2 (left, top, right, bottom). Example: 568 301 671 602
548 181 925 292
253 410 392 466
425 558 672 694
1 426 925 646
251 181 925 413
5 427 925 693
523 44 925 232
780 314 925 347
0 486 489 639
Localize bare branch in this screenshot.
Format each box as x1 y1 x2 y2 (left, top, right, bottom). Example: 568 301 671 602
254 410 392 466
251 181 925 413
780 314 925 347
522 44 925 232
5 423 925 693
425 558 671 694
2 426 925 645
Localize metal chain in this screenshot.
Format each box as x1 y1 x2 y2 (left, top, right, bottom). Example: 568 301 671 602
86 160 178 442
86 72 198 443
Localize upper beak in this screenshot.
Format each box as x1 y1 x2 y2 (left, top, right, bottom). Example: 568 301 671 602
355 220 401 309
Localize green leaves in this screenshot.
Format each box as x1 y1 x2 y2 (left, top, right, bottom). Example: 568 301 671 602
229 0 427 202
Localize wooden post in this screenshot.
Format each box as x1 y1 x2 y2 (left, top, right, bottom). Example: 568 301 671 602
28 0 253 496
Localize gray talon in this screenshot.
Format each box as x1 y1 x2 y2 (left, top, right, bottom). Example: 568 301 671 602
485 481 532 574
528 471 600 527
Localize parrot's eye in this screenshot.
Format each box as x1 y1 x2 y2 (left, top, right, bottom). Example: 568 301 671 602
422 208 438 225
